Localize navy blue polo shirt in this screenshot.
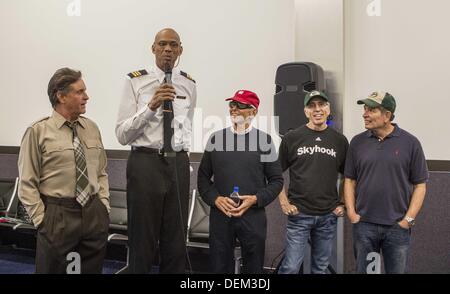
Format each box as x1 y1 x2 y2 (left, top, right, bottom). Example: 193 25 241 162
344 124 429 225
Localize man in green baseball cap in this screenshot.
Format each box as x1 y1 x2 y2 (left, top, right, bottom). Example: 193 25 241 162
344 90 428 274
277 89 349 274
304 90 329 106
356 91 397 130
357 91 396 115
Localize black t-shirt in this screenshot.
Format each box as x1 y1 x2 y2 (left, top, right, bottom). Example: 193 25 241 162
279 125 349 215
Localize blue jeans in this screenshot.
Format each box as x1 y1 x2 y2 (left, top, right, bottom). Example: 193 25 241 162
353 221 411 274
278 212 337 274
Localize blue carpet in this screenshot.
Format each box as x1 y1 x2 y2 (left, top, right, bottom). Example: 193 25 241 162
102 260 127 274
0 259 34 274
0 250 126 274
0 250 34 274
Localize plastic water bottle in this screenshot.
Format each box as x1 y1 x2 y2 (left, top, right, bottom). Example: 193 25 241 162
230 186 241 206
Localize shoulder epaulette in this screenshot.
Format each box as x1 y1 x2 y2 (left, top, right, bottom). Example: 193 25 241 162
127 69 148 79
180 71 196 83
30 116 50 126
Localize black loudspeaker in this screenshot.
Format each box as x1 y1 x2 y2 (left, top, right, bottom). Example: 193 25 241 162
274 62 325 136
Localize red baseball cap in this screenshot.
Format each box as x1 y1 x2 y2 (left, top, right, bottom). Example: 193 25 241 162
225 90 260 109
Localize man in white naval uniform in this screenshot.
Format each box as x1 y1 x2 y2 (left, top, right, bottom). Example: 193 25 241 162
116 28 197 274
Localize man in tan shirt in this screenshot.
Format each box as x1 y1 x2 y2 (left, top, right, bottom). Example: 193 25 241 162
18 67 110 274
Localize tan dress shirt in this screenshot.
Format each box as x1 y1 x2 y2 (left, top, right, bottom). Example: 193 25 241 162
18 111 109 227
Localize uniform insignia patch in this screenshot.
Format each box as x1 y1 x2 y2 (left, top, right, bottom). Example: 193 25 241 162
127 69 148 79
180 71 196 83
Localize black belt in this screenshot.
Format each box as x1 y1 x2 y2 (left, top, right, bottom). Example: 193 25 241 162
131 146 187 157
41 194 96 208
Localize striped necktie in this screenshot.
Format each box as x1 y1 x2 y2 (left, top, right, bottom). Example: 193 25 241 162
66 121 90 206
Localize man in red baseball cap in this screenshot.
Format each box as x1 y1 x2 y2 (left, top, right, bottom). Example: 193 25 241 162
226 89 260 108
197 89 283 273
225 90 259 134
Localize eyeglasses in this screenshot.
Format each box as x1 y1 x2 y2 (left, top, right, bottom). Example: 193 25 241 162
229 101 254 110
306 101 329 109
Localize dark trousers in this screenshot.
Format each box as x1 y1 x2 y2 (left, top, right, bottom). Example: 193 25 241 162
126 150 190 274
36 195 109 274
209 207 267 274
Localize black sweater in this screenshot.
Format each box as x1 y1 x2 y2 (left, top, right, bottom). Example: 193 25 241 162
197 128 283 208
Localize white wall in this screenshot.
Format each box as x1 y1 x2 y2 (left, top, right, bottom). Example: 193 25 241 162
344 0 450 160
0 0 295 151
295 0 344 131
2 0 447 160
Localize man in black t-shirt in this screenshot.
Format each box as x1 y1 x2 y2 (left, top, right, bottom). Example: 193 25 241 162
277 91 348 274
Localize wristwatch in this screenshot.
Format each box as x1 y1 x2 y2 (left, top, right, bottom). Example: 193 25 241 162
404 216 415 227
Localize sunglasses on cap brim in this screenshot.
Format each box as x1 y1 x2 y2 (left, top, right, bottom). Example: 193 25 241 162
229 101 254 109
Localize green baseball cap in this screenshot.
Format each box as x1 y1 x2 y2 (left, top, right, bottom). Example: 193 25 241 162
304 90 329 106
357 91 396 113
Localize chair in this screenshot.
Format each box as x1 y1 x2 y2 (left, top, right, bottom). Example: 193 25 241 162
186 189 242 274
0 177 36 232
0 178 18 214
106 188 129 274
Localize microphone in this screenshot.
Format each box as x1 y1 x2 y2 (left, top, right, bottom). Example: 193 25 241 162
163 62 173 113
164 62 172 85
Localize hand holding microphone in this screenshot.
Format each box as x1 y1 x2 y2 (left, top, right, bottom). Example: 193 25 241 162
163 62 172 85
148 62 176 111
